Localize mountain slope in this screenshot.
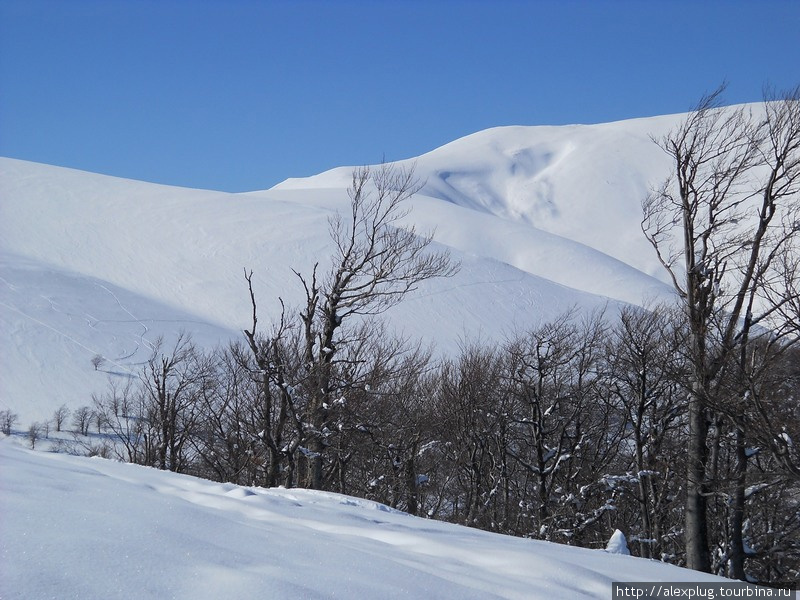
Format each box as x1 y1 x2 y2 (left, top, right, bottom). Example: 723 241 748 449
274 114 683 279
0 113 688 423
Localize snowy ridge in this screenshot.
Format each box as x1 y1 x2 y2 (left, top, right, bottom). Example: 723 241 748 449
275 115 684 278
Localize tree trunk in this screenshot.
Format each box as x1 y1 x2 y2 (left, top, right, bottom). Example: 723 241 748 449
307 434 325 490
404 438 420 516
634 373 654 559
685 382 711 572
729 426 747 580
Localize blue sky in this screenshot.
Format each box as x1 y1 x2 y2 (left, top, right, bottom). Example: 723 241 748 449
1 0 799 192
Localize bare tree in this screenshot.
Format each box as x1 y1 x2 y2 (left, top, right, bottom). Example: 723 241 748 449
141 333 212 472
52 404 70 432
93 379 148 464
642 84 800 573
242 292 305 487
0 409 19 435
319 331 435 511
503 311 623 546
606 303 687 560
432 342 509 530
91 354 105 371
27 422 43 449
72 405 93 436
247 163 458 489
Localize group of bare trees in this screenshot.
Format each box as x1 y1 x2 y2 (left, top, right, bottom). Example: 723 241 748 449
642 84 800 581
86 87 800 586
89 300 800 585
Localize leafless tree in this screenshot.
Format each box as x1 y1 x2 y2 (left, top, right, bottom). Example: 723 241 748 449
72 405 93 436
1 409 19 435
52 404 70 432
93 378 148 464
91 354 105 371
642 84 800 573
322 333 435 512
246 163 458 489
242 290 305 487
503 311 624 547
429 343 506 528
27 422 43 449
140 333 213 472
606 303 687 560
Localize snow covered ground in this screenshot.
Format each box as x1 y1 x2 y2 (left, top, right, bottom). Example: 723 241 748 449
0 438 730 600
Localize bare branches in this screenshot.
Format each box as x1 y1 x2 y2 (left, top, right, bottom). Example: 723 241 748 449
641 83 800 573
287 163 458 488
241 162 458 489
762 85 800 205
643 85 800 362
325 163 458 321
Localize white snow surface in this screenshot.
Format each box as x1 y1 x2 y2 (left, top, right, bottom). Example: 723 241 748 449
0 439 728 599
606 529 631 555
0 113 690 425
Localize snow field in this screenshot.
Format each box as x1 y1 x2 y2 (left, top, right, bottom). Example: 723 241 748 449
0 441 729 600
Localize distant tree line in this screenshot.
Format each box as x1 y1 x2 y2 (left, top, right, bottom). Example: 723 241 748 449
68 86 800 587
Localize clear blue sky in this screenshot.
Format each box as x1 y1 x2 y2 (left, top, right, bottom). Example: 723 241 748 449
1 0 798 192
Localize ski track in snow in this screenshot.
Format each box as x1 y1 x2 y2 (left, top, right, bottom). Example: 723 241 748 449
93 281 153 354
0 299 105 362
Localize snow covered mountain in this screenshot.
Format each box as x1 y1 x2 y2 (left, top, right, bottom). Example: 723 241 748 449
0 113 685 425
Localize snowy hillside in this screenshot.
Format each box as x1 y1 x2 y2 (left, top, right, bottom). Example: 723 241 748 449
0 439 730 599
0 113 687 424
273 114 683 279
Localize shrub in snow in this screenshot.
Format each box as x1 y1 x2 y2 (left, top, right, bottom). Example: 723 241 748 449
91 354 105 370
